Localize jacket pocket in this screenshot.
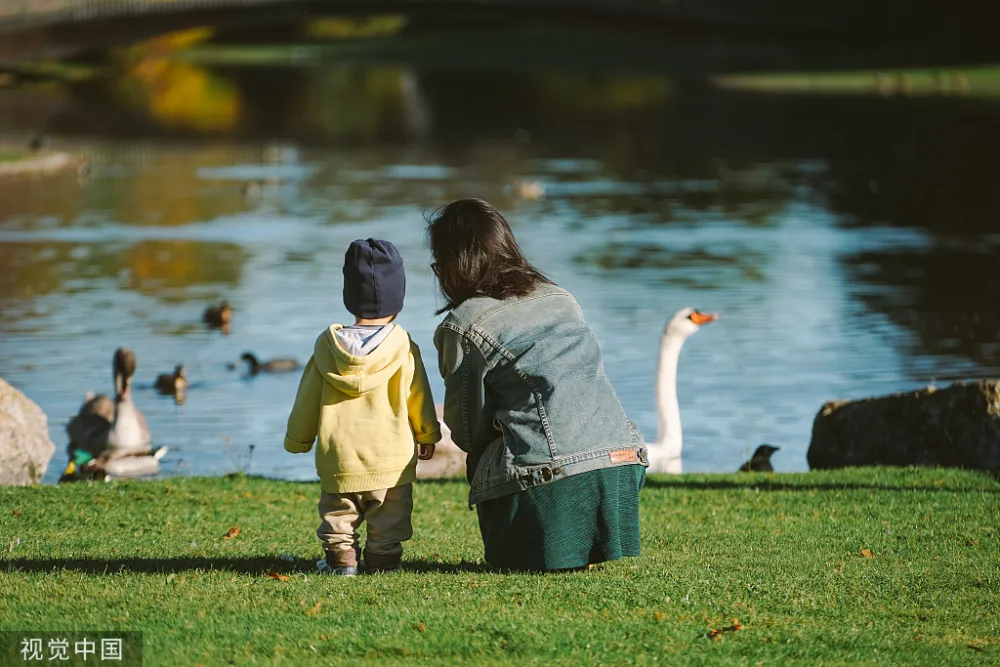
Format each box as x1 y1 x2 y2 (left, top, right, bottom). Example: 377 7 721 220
470 436 512 491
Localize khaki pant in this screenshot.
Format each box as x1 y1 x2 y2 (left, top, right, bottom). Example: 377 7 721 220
317 484 413 569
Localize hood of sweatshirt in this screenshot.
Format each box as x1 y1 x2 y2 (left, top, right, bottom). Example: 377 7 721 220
313 324 409 397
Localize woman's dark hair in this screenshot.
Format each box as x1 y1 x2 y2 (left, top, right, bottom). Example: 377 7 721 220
427 198 552 314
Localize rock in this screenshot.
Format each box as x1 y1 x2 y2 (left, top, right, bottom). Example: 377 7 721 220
415 405 467 479
807 380 1000 471
0 377 57 485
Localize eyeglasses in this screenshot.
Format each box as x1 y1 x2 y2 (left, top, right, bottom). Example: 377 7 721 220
430 263 439 276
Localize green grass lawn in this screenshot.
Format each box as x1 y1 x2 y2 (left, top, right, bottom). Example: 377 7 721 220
1 468 998 666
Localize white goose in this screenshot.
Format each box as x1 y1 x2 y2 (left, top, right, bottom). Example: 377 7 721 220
647 307 718 473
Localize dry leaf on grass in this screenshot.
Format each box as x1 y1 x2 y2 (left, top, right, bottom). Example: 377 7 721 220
860 548 875 559
654 611 667 621
708 619 745 640
266 571 290 581
415 622 426 633
306 601 322 616
222 526 241 539
967 643 984 652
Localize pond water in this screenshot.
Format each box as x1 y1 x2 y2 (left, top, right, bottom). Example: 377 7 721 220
1 49 998 483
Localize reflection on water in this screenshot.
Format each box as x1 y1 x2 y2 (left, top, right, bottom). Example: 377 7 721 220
0 54 998 483
844 247 1000 372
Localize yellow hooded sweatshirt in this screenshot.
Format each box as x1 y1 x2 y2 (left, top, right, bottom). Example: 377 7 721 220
283 324 442 493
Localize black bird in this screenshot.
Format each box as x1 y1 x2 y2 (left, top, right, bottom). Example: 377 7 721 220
739 445 779 472
240 352 301 375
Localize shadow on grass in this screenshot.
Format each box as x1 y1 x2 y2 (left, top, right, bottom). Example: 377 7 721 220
642 476 1000 494
1 556 493 576
234 474 469 486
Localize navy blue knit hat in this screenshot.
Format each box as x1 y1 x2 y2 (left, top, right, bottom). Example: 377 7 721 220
343 238 406 319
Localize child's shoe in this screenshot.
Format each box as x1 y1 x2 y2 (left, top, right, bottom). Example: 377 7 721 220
316 558 358 576
363 550 402 573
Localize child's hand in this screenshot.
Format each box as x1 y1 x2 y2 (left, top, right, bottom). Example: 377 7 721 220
418 443 435 460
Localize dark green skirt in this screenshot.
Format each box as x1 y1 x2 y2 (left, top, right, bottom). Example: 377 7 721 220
475 464 645 571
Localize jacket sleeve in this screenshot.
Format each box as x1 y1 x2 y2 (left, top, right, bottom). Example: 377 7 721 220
434 325 487 454
283 356 321 453
406 339 443 445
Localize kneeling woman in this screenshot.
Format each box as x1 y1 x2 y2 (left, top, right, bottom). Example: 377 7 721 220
428 198 648 572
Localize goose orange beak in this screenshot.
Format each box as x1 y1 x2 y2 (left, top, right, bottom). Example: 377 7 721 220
690 311 718 325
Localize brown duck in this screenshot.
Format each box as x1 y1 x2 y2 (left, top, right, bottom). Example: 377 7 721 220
155 364 188 403
203 300 232 333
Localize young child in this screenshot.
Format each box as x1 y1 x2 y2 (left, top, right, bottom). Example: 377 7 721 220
284 238 441 576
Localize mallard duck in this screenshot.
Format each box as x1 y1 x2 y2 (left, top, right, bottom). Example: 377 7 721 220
155 364 187 403
203 300 232 332
61 348 165 482
240 352 301 375
738 444 780 472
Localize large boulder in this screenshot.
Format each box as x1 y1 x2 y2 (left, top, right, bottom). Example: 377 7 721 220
0 377 57 485
807 380 1000 470
415 405 467 479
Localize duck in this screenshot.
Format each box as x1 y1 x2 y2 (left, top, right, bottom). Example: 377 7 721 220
155 364 187 404
240 352 301 375
61 347 166 482
203 300 232 333
738 444 779 472
646 307 718 473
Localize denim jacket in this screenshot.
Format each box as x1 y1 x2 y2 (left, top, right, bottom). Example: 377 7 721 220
434 282 647 506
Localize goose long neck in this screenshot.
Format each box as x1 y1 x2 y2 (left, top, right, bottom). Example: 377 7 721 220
655 333 685 450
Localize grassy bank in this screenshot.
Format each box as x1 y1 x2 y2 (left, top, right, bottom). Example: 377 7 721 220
713 65 1000 97
1 469 998 665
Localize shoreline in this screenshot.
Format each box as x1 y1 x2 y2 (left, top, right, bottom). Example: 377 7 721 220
0 149 87 177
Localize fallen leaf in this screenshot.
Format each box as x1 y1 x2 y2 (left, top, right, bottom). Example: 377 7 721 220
12 510 21 516
708 619 744 640
266 571 290 581
306 601 322 616
967 643 984 652
860 548 875 559
166 573 176 584
654 611 667 621
223 526 241 539
415 622 426 633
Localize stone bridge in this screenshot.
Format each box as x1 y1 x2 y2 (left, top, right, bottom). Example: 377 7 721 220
0 0 997 67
